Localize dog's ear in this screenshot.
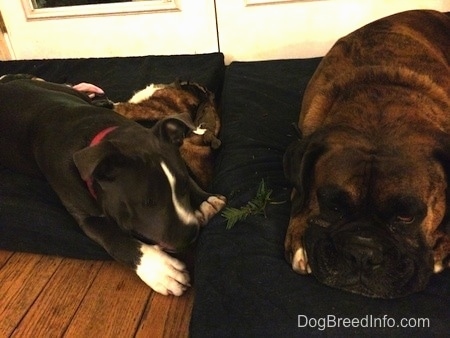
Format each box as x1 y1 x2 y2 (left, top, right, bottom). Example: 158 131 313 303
284 132 326 209
73 142 118 181
432 136 450 271
153 113 196 146
434 135 450 236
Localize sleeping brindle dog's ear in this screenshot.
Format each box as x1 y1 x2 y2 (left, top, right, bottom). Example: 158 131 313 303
283 131 327 210
433 135 450 237
431 134 450 270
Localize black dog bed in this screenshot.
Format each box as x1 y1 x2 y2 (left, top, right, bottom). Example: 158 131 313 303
0 53 448 336
190 58 450 337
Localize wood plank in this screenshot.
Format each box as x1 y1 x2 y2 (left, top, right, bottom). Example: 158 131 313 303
0 251 195 337
0 250 13 266
135 289 194 338
0 252 63 337
64 261 152 337
11 258 104 337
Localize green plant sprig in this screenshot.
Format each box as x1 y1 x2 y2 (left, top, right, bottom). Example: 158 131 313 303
221 179 285 229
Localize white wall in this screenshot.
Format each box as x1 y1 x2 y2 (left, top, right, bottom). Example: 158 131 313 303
1 0 449 61
217 0 450 63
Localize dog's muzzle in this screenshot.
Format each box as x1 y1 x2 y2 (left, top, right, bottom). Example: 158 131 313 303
304 218 433 298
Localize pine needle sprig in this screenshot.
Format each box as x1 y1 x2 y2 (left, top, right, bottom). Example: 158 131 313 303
222 179 285 229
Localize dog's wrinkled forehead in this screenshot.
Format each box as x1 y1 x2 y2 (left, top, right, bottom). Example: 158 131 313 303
315 145 436 207
314 147 370 204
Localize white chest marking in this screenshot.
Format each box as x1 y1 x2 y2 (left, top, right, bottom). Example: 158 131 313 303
160 161 198 225
128 83 164 104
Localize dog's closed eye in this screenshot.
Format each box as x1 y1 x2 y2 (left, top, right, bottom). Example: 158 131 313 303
317 185 353 220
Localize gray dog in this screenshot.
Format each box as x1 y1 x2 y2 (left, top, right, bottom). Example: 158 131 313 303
0 76 226 296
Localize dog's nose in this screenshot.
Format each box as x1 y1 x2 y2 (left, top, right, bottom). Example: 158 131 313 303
342 235 384 270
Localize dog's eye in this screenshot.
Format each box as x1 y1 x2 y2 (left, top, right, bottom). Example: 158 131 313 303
394 215 415 224
317 186 351 219
308 216 331 228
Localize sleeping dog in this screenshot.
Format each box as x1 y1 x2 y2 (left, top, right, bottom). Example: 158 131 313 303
0 75 226 296
114 80 222 189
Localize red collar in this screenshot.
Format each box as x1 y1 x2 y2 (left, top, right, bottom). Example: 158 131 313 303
90 126 118 146
86 126 118 199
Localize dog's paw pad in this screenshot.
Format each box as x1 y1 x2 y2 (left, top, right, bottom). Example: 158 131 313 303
292 247 311 274
136 244 190 296
195 195 227 225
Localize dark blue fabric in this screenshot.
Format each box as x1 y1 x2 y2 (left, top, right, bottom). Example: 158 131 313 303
191 59 450 337
0 53 225 259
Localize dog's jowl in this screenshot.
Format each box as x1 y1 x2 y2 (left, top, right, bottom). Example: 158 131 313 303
284 10 450 298
0 78 226 296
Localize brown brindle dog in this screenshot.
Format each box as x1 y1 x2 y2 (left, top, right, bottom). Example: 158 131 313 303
114 81 221 190
284 10 450 298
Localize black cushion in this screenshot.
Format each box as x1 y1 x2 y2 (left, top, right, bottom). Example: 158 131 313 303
190 58 450 336
0 53 225 259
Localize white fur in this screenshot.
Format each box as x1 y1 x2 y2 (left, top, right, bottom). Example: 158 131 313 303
127 85 208 136
292 247 311 274
160 161 199 225
193 126 207 135
434 261 443 273
128 83 165 104
134 168 226 295
195 195 227 226
136 243 190 296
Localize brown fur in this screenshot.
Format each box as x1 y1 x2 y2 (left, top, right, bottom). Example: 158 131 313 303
285 10 450 296
114 82 221 189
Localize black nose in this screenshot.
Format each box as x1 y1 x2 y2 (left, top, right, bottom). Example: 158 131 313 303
342 235 384 270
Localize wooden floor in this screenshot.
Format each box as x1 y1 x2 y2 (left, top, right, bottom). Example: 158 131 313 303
0 250 194 337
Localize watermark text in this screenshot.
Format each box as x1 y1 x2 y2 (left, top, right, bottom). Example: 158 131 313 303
298 314 430 331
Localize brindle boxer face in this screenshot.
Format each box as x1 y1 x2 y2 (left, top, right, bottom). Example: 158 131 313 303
285 132 450 298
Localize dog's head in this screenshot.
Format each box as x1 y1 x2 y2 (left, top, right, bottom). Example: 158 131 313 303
73 114 201 252
284 126 450 298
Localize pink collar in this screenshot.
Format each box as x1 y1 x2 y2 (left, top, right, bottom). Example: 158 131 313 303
86 126 118 199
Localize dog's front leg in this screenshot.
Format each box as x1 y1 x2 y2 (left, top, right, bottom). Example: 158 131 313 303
80 216 190 296
285 189 312 275
136 244 190 296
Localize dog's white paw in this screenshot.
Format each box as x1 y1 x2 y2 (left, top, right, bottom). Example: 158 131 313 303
136 244 190 296
292 247 312 274
195 195 227 225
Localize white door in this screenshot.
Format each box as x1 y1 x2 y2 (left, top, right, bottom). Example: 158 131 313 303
0 0 218 60
216 0 450 64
